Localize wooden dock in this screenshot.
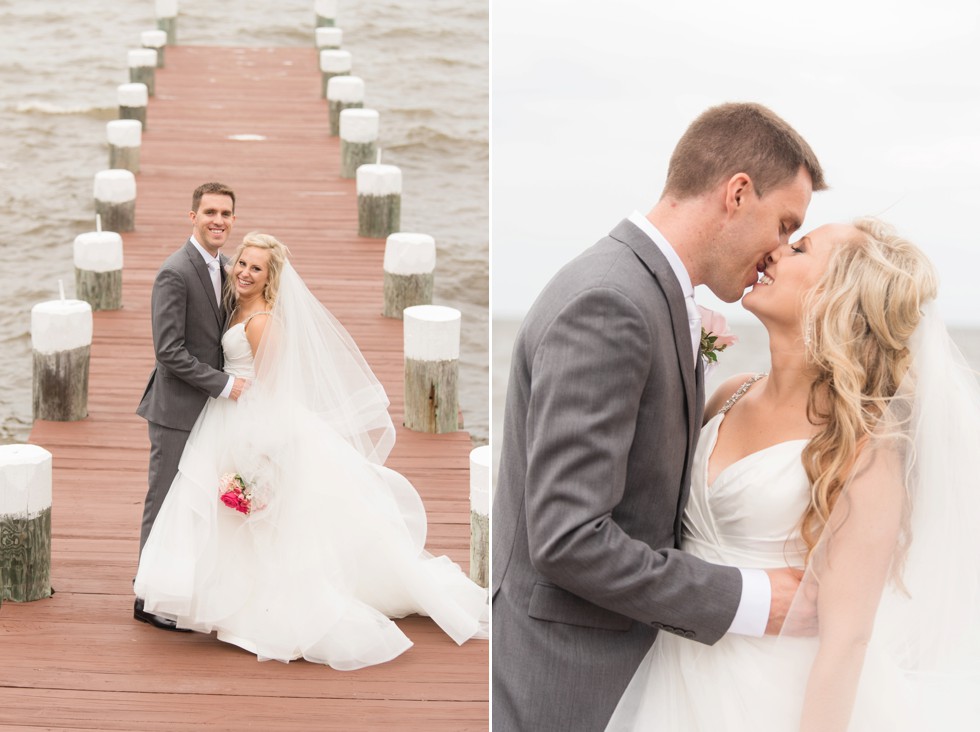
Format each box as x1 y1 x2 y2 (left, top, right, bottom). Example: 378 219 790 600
0 46 488 730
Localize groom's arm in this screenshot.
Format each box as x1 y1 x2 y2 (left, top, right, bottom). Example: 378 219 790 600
151 266 231 398
525 286 741 644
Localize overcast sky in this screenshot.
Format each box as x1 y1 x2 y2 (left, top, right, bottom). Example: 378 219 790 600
492 0 980 325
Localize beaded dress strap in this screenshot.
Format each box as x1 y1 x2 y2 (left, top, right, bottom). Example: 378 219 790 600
243 311 273 329
718 373 767 415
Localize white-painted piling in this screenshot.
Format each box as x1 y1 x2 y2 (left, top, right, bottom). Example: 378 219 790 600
94 170 137 232
327 75 364 136
32 299 93 422
403 305 460 434
156 0 178 45
356 164 401 238
106 119 142 174
315 0 337 27
319 49 352 98
383 233 435 318
469 445 491 588
0 444 54 602
128 49 158 96
74 231 124 311
315 27 343 50
340 108 379 179
117 82 148 129
141 29 168 68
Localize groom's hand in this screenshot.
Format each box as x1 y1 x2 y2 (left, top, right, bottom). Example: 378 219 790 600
229 377 251 401
764 567 816 636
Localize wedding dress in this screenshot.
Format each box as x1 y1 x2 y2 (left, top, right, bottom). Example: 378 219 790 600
608 310 980 731
134 265 486 669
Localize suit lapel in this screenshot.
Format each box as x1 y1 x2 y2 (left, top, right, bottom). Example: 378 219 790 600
184 240 223 328
610 219 698 436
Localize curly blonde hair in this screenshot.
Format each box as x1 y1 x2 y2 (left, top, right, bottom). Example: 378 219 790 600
799 218 938 563
224 232 290 310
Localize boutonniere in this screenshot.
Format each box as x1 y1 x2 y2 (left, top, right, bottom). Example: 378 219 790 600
698 306 737 364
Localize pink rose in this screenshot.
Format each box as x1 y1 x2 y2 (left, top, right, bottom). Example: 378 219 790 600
698 306 738 349
220 490 249 514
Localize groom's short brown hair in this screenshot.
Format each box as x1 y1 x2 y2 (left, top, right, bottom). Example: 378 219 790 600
663 103 826 199
191 182 236 213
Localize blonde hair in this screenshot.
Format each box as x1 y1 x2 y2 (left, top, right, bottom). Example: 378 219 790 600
224 232 290 309
799 218 938 563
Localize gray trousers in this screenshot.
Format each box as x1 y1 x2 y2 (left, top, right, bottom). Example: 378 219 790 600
140 421 191 556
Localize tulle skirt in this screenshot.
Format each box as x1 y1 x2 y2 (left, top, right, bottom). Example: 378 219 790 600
134 392 487 669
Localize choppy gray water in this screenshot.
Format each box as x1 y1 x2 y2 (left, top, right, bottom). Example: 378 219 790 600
0 0 488 445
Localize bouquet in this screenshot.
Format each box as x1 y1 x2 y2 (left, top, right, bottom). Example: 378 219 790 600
218 472 263 516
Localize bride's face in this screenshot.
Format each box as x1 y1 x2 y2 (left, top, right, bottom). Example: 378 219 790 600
232 246 270 301
742 223 856 329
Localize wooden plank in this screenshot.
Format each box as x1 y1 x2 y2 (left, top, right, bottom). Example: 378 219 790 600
0 45 487 731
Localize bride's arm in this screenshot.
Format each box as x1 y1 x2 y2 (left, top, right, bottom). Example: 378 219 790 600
799 443 905 731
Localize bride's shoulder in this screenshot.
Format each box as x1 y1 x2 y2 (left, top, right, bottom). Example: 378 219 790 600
704 372 765 421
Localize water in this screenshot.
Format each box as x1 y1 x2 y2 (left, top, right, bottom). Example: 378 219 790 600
0 0 488 445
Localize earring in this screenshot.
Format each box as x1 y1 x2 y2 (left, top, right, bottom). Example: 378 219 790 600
804 318 814 347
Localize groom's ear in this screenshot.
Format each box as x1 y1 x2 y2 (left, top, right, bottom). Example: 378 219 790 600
724 173 754 214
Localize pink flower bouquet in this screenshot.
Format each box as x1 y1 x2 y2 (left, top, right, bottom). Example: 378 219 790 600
218 473 263 516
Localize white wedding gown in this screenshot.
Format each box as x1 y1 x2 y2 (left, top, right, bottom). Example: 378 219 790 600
134 322 487 669
607 407 968 731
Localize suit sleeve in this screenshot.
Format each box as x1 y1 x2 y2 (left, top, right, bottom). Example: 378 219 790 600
525 286 741 643
151 266 229 398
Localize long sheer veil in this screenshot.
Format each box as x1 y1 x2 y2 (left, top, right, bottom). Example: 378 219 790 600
782 302 980 728
250 261 396 465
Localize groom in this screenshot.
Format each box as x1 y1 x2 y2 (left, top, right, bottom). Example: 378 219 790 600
492 103 827 730
134 182 248 630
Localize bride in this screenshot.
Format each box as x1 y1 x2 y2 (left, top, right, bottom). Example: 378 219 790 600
607 218 980 729
134 232 486 669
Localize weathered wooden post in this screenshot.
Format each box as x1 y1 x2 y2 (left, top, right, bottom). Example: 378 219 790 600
32 294 93 422
403 305 460 433
315 0 337 27
156 0 178 45
117 82 148 129
383 233 435 318
74 229 123 311
320 49 352 99
107 119 142 173
357 163 401 238
469 445 490 588
340 108 379 179
128 49 158 97
315 27 343 50
141 29 168 68
94 170 136 232
0 444 53 603
327 75 364 137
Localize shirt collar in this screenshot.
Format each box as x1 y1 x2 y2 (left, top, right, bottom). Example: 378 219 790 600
627 210 694 299
189 235 220 266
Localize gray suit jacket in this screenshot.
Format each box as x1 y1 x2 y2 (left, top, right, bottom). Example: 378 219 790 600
491 219 743 731
136 240 229 431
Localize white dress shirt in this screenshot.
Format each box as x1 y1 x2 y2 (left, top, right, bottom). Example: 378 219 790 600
627 211 771 637
189 236 235 399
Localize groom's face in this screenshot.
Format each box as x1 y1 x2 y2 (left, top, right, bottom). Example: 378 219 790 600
190 193 236 256
711 167 813 303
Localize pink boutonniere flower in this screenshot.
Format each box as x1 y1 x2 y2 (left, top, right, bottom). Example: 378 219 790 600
698 306 737 364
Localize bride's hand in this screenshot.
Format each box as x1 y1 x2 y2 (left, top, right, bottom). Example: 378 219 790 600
764 567 815 636
230 377 251 401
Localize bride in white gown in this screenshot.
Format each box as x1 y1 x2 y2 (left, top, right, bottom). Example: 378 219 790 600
134 233 486 669
607 219 980 730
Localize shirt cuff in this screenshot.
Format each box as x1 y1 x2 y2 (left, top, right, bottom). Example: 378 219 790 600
218 374 235 399
727 567 771 637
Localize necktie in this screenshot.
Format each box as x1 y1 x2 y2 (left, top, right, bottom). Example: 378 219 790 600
207 259 222 308
685 295 701 366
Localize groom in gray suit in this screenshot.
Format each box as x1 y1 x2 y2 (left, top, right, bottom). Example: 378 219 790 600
134 182 248 630
492 103 827 730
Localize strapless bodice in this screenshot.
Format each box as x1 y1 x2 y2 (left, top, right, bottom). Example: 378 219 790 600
221 323 255 379
682 412 810 568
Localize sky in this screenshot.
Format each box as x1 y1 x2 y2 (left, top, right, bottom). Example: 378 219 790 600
492 0 980 325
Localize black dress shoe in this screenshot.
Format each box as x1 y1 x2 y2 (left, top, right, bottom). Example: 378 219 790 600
134 597 191 632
